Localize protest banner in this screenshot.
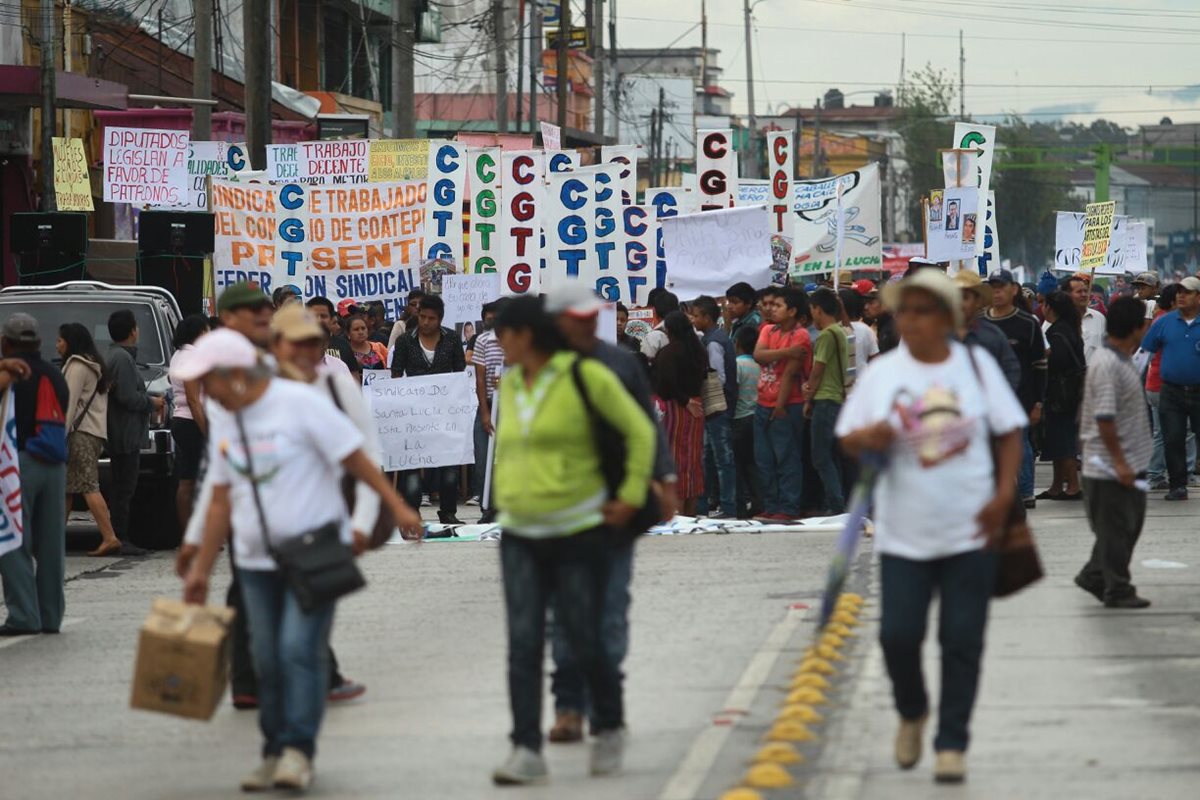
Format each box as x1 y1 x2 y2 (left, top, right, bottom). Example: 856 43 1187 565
266 140 370 184
544 169 596 293
0 390 21 559
468 147 502 273
766 131 795 248
660 205 774 299
644 186 697 292
924 186 980 263
593 164 626 298
620 205 657 306
540 121 562 151
1081 200 1116 272
546 149 580 174
441 272 500 347
952 122 996 256
977 191 1000 276
211 180 426 316
151 141 231 211
499 150 545 295
696 129 736 211
364 373 478 470
368 139 429 182
791 164 882 277
52 137 93 211
424 141 467 269
103 127 189 205
1126 221 1149 272
735 179 770 206
600 144 641 205
1055 210 1127 275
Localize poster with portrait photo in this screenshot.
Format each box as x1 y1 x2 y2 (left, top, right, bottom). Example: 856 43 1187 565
961 213 977 245
946 200 960 231
925 187 979 262
929 190 944 222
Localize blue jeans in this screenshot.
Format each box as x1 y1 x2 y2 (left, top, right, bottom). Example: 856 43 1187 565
500 528 623 751
701 413 738 516
1018 426 1035 499
238 568 336 759
0 454 66 632
472 407 491 501
879 550 996 752
809 400 845 514
753 404 805 516
551 540 635 723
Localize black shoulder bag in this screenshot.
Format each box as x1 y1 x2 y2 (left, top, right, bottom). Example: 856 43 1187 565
570 358 661 540
233 410 366 613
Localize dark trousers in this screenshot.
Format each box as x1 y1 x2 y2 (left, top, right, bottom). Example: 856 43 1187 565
500 528 622 752
879 549 997 753
809 399 845 514
1079 477 1147 601
401 467 458 515
732 414 761 516
106 452 140 542
1158 382 1200 490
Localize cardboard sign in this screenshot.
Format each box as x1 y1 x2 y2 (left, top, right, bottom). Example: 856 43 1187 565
424 141 467 270
696 129 736 211
791 164 882 276
211 180 426 316
499 150 545 295
52 137 93 211
540 121 562 151
621 205 657 307
266 140 369 183
364 373 478 470
599 144 641 205
103 127 189 205
441 273 501 328
1081 201 1116 271
660 206 774 300
368 139 429 182
925 186 980 263
0 390 21 558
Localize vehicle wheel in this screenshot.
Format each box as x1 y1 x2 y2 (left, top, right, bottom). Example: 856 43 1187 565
128 477 182 550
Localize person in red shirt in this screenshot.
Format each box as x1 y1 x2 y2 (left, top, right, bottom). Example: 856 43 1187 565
753 287 813 520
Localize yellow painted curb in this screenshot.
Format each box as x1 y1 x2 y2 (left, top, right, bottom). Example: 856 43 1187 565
840 592 864 604
824 622 856 637
798 657 836 675
830 610 860 626
753 742 805 765
779 703 825 724
785 687 828 705
813 643 845 662
820 632 845 648
744 762 795 789
789 672 832 690
764 720 819 742
718 788 766 800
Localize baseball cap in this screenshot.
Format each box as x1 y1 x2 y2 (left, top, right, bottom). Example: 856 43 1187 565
337 298 363 317
169 328 259 381
882 268 963 329
544 283 605 318
271 304 324 342
217 281 271 314
852 279 877 297
986 269 1016 286
953 270 993 303
1 312 40 344
1180 276 1200 293
1132 271 1161 288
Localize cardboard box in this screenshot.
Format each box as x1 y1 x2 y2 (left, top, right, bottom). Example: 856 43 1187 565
130 598 235 721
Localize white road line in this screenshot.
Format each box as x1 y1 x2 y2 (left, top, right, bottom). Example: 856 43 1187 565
657 605 810 800
0 616 88 650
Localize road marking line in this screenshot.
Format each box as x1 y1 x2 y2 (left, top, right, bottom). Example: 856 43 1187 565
0 616 87 650
657 605 809 800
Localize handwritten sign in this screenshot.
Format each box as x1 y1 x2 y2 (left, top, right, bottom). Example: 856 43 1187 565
925 186 979 263
364 373 478 470
151 140 231 210
441 273 501 328
540 121 561 151
266 141 370 183
1081 200 1116 271
103 126 189 205
660 205 773 299
52 137 93 211
368 139 429 182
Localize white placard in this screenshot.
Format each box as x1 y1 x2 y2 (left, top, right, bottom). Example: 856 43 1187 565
364 373 478 470
102 126 189 205
424 140 467 269
791 164 883 276
599 144 642 205
441 273 501 328
696 129 736 211
661 205 774 300
540 121 562 150
500 150 546 295
1054 211 1130 275
925 186 980 263
953 122 996 256
544 170 596 293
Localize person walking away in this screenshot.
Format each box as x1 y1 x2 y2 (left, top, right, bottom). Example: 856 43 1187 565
1040 291 1087 500
733 325 763 518
0 315 67 636
836 269 1025 784
545 284 678 744
1139 275 1200 501
953 272 1021 393
179 329 422 792
57 323 121 556
345 314 388 374
1075 297 1154 609
753 288 812 521
168 314 210 533
651 311 708 516
104 310 165 555
725 282 762 339
1143 284 1195 489
691 296 738 519
803 289 849 515
985 270 1048 508
488 296 655 785
390 294 467 524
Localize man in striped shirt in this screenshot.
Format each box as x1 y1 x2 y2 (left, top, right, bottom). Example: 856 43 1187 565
473 300 507 518
1076 297 1154 610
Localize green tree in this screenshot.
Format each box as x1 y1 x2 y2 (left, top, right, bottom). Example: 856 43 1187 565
896 64 957 235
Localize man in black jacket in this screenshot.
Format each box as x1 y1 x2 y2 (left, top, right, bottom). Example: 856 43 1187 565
105 310 164 555
391 295 466 524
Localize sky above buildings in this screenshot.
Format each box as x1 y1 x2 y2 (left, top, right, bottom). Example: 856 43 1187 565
615 0 1200 126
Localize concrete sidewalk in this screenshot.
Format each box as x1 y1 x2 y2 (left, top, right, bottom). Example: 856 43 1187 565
806 489 1200 800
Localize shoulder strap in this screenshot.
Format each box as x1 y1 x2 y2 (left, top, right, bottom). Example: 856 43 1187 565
67 361 100 433
570 357 598 423
325 374 344 411
232 410 276 559
963 344 992 436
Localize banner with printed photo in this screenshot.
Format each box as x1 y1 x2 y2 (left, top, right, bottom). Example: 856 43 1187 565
696 129 736 211
424 141 467 270
266 140 370 184
791 163 883 276
661 206 774 299
467 147 502 273
52 137 93 211
599 144 641 205
924 186 980 263
0 389 22 559
103 127 189 205
368 139 429 182
499 150 546 295
211 180 426 317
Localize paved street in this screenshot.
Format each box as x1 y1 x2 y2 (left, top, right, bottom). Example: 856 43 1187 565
2 479 1198 800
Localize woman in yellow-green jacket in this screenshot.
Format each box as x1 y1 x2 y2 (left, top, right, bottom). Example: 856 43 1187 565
489 295 655 787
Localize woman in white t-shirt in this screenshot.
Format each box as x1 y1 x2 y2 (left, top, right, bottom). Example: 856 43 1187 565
177 329 422 793
835 269 1025 786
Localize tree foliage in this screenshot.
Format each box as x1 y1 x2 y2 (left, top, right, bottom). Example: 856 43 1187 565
897 65 957 235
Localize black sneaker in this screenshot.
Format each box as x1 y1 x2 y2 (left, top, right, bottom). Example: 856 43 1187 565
1165 488 1189 501
1023 497 1037 510
438 511 464 525
1104 595 1151 609
1073 574 1104 603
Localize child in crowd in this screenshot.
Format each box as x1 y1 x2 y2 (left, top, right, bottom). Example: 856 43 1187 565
733 325 763 518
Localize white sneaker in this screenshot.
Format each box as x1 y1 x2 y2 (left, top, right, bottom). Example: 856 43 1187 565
273 747 313 791
239 757 278 792
492 746 548 785
466 495 480 506
590 728 626 776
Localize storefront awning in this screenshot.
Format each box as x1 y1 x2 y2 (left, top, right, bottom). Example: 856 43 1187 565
0 67 128 111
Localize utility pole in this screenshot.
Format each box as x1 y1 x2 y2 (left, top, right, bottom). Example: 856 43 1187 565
609 0 619 140
592 0 605 138
556 0 570 130
516 0 525 131
393 0 415 137
898 32 906 102
649 107 659 185
39 0 55 211
494 0 508 132
811 98 822 178
701 0 708 94
194 0 214 139
958 28 965 119
792 110 802 181
244 0 271 168
530 2 541 130
742 0 757 179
